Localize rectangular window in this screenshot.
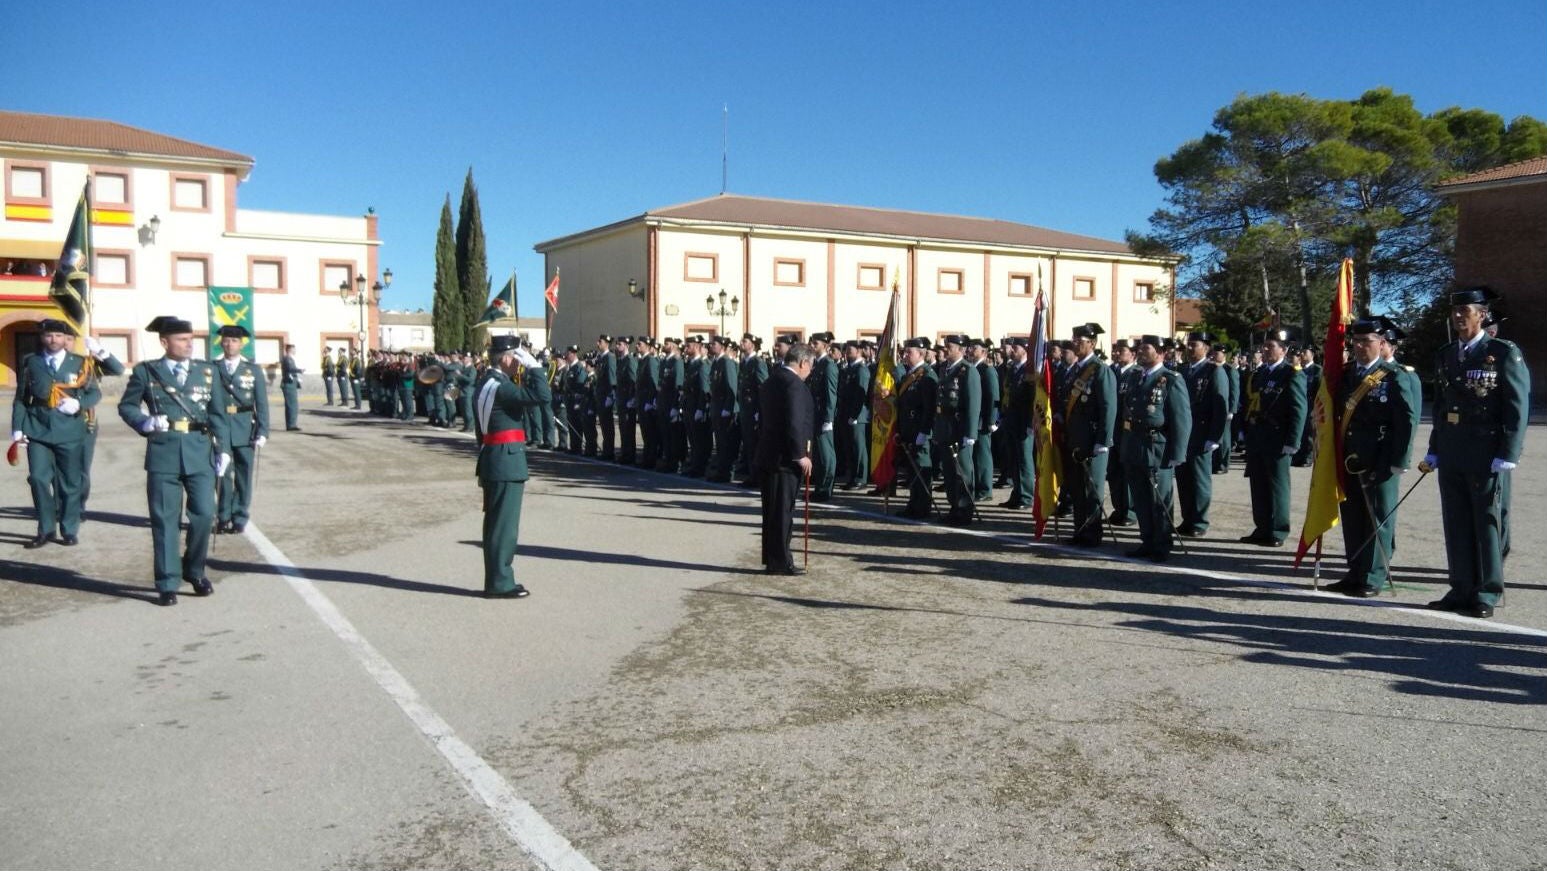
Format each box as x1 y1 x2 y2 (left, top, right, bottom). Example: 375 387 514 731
773 258 805 287
172 254 211 289
772 326 805 342
1134 282 1154 303
93 171 130 206
684 253 717 282
857 264 886 290
684 323 718 341
1008 274 1032 296
249 257 285 292
1073 277 1096 300
938 268 964 294
171 175 209 211
253 336 282 365
411 328 425 343
8 165 46 200
321 262 355 295
190 336 209 359
95 251 132 287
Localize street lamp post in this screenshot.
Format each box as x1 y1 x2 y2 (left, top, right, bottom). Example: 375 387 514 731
340 267 391 356
706 288 739 337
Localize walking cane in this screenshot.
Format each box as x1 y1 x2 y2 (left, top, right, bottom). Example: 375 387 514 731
804 440 812 569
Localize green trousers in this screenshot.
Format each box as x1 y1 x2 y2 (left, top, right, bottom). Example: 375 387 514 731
1005 427 1034 507
1126 463 1176 556
847 421 870 487
938 442 975 521
1436 468 1506 607
217 445 258 525
811 429 836 497
148 470 215 591
1246 453 1291 541
481 480 526 593
282 384 299 429
1068 450 1109 543
1176 450 1214 532
972 432 993 499
28 438 85 538
1339 471 1398 590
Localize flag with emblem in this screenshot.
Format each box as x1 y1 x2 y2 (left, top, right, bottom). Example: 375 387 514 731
543 270 560 312
478 272 516 323
867 281 901 488
48 183 93 328
1030 287 1062 538
1294 258 1355 567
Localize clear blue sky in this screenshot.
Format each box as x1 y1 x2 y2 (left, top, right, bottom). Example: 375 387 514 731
6 0 1543 316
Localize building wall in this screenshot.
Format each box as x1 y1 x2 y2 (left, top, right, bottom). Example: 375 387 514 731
1453 182 1547 397
1 150 379 385
653 226 746 340
546 224 649 348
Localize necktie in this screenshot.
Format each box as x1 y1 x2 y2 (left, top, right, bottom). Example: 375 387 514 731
175 362 187 386
48 356 58 373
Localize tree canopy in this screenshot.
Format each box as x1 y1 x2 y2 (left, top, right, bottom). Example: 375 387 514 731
455 168 489 349
1131 88 1547 342
431 194 462 352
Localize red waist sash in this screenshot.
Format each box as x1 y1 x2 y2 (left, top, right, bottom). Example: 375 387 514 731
482 428 526 445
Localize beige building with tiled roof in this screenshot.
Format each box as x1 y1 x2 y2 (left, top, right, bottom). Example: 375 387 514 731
534 194 1177 349
1437 156 1547 395
1 110 384 385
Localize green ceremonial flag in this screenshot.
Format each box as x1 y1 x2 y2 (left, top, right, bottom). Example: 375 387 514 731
47 183 93 327
478 272 516 323
208 286 256 360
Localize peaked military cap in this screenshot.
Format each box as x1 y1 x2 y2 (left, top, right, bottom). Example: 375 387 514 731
1264 329 1293 344
38 317 76 336
685 334 705 344
943 334 969 347
775 333 800 344
1448 285 1500 307
661 337 680 346
1348 318 1382 336
597 334 613 343
1111 338 1131 350
1137 334 1165 349
217 325 251 339
565 344 580 354
1071 323 1104 339
1185 331 1215 345
810 331 835 344
616 335 633 344
903 336 930 350
1374 315 1408 342
741 331 759 343
1005 337 1029 348
147 316 194 335
490 335 521 354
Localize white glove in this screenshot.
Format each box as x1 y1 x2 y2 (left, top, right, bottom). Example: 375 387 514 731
215 453 232 477
693 409 704 421
1491 458 1517 473
821 422 833 433
1204 441 1219 453
720 410 732 418
669 409 680 422
604 396 614 409
1390 466 1405 476
754 413 759 423
644 402 655 412
56 396 81 415
139 415 169 434
1093 445 1108 455
513 348 539 369
84 337 110 360
1281 446 1297 456
963 438 976 448
10 431 25 445
915 433 928 447
627 399 636 409
1421 453 1438 471
1165 459 1182 469
254 435 267 448
990 424 999 433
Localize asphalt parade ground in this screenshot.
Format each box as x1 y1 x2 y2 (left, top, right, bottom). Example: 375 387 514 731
3 403 1544 871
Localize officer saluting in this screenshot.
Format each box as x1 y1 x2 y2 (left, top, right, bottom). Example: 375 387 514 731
10 318 101 548
212 325 270 534
475 335 549 599
118 317 232 606
1421 286 1530 619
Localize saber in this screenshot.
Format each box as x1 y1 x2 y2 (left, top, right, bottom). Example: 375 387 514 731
1343 468 1429 568
948 443 983 524
1149 466 1185 556
1351 465 1397 595
803 440 812 569
894 437 942 515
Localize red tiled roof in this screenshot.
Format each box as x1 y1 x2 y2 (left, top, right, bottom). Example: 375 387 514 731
1437 156 1547 189
1174 298 1203 325
539 194 1147 256
0 110 252 166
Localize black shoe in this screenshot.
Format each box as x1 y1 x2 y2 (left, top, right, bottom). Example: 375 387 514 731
1346 586 1382 598
188 577 213 597
1177 527 1206 538
837 482 857 491
485 585 530 599
1062 536 1099 548
764 564 805 576
287 427 302 432
811 493 832 503
231 522 246 534
1426 599 1464 612
1146 550 1170 563
157 592 178 607
24 535 49 549
59 534 78 546
1237 533 1263 543
1468 603 1494 619
899 509 931 520
1323 579 1359 593
1001 501 1028 510
1125 547 1156 558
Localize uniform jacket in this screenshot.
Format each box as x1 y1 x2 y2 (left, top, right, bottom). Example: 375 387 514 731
1110 362 1138 454
592 352 617 404
683 355 709 414
280 354 303 389
932 358 980 446
118 357 233 475
474 368 547 483
895 362 938 467
1002 360 1035 431
1060 355 1117 455
1245 361 1307 459
709 353 739 417
976 360 999 434
657 354 683 415
564 362 592 416
838 359 872 425
808 356 838 426
11 351 101 445
1340 359 1417 483
635 354 660 410
322 356 336 377
1120 365 1192 469
739 354 769 419
213 356 271 448
1427 336 1529 475
752 364 814 475
615 352 638 409
1184 359 1229 457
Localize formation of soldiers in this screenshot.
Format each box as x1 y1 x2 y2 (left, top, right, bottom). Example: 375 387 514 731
8 285 1529 618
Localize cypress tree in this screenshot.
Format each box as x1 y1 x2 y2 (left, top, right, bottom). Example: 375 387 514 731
455 167 490 345
431 194 461 351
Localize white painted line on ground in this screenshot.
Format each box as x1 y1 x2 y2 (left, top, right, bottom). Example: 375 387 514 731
243 522 599 871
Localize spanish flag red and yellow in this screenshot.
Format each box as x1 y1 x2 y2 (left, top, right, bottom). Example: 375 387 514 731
868 279 901 488
1293 258 1355 567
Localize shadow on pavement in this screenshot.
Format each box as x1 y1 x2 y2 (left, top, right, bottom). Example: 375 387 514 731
1 559 160 604
205 558 483 598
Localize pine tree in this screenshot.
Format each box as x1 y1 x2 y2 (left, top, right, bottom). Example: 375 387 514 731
431 194 461 351
455 168 489 345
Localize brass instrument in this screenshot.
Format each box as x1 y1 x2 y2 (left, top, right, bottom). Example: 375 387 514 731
445 384 462 402
416 363 446 385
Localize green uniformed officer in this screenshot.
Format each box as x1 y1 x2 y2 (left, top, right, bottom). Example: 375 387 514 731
475 335 550 598
683 336 711 475
213 325 270 534
10 318 101 548
806 332 838 500
614 337 638 464
333 348 350 411
895 336 939 519
1105 340 1138 524
1240 330 1307 546
1121 335 1192 561
1176 331 1229 537
971 339 999 501
279 344 302 430
736 333 769 482
934 335 981 526
1420 287 1529 619
321 350 337 406
837 340 871 490
1211 345 1239 474
706 335 740 482
592 335 617 460
563 346 592 455
1327 319 1416 598
655 338 685 471
1000 337 1036 510
118 317 232 606
1058 324 1117 546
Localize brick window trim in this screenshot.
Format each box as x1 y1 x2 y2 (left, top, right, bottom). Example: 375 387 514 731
319 260 358 296
93 248 135 288
772 257 806 287
88 165 133 208
170 252 213 291
683 252 719 283
1133 281 1156 303
937 268 965 295
169 173 212 213
5 161 49 206
856 263 887 291
1072 275 1098 300
248 255 288 294
90 329 137 364
1007 272 1034 296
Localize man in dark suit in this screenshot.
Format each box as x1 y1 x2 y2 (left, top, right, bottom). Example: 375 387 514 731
754 342 816 575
